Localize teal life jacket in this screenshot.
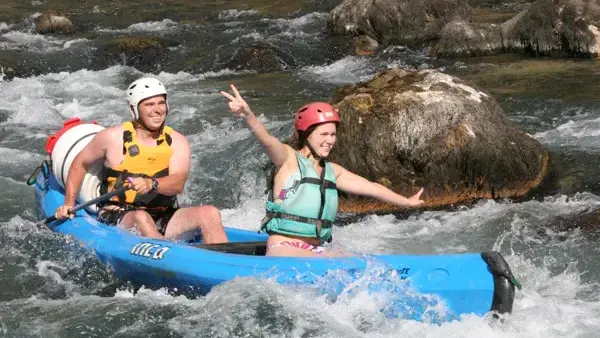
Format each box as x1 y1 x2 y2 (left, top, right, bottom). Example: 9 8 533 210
261 152 338 242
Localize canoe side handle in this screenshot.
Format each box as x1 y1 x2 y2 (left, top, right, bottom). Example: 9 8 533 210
481 251 518 320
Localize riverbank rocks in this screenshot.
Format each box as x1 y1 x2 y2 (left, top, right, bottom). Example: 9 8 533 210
327 0 471 47
35 10 75 35
329 0 600 58
323 68 549 212
501 0 600 57
434 0 600 57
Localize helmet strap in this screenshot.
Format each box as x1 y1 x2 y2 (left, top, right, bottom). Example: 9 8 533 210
304 138 327 163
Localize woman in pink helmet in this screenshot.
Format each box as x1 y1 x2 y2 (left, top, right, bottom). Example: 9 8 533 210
221 85 424 257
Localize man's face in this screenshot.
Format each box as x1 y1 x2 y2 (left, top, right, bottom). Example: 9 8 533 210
137 95 167 131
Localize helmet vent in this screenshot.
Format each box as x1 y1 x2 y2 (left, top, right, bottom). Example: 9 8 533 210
129 84 137 89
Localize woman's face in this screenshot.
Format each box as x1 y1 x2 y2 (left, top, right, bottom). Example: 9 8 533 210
305 122 337 158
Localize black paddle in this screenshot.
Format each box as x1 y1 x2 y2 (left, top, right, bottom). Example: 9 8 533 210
44 186 131 224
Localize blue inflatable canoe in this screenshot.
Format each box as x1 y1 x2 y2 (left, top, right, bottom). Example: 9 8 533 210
30 166 519 323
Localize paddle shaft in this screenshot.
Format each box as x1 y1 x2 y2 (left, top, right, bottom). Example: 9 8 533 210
44 186 131 224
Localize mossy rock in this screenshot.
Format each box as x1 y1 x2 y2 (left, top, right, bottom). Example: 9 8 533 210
104 36 177 55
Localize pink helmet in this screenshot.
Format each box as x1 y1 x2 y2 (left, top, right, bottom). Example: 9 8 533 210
294 102 340 132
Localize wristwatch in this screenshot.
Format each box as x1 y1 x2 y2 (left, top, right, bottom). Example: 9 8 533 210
150 178 159 192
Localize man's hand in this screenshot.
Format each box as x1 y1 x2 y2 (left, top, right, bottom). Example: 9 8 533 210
128 177 154 195
54 205 75 220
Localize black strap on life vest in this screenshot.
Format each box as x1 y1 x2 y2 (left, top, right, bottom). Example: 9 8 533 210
316 158 327 226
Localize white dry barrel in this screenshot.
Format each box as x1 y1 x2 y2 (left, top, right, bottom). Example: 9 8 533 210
50 123 105 212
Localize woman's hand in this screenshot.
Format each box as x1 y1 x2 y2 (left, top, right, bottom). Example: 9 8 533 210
405 188 425 207
220 83 291 167
220 84 254 120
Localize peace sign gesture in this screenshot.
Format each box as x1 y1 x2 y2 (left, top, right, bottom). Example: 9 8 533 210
220 84 254 120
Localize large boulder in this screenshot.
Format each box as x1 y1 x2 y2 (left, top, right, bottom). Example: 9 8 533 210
34 10 76 35
431 20 503 57
323 68 549 213
327 0 472 47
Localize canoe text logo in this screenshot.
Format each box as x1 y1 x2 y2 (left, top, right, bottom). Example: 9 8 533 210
130 242 170 260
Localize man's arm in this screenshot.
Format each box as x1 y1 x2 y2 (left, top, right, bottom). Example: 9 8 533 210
153 131 190 196
63 127 114 205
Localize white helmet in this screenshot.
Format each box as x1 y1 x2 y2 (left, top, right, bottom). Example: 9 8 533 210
126 77 169 120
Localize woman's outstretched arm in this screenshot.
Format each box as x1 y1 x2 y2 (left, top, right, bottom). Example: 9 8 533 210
332 163 424 207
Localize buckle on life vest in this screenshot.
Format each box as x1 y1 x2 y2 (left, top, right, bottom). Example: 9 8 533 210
261 211 332 239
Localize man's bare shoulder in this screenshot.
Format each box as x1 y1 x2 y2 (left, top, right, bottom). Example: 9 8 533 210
96 125 123 140
87 125 124 151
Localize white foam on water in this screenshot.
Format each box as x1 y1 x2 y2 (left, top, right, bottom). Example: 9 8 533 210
335 193 600 255
0 30 65 51
157 68 253 84
96 19 181 33
62 38 89 49
222 12 325 44
0 23 12 32
36 261 77 295
0 147 45 165
300 56 375 84
0 66 128 128
0 66 252 133
158 265 515 337
217 9 262 21
231 32 265 44
534 115 600 151
265 12 328 29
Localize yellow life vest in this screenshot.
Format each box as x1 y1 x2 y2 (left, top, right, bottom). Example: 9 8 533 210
101 121 177 210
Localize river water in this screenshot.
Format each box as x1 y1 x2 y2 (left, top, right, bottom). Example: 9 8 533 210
0 2 599 337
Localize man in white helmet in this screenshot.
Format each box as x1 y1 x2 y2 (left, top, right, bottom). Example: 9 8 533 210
54 77 229 243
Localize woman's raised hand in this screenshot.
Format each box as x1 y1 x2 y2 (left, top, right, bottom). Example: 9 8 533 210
220 84 253 119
